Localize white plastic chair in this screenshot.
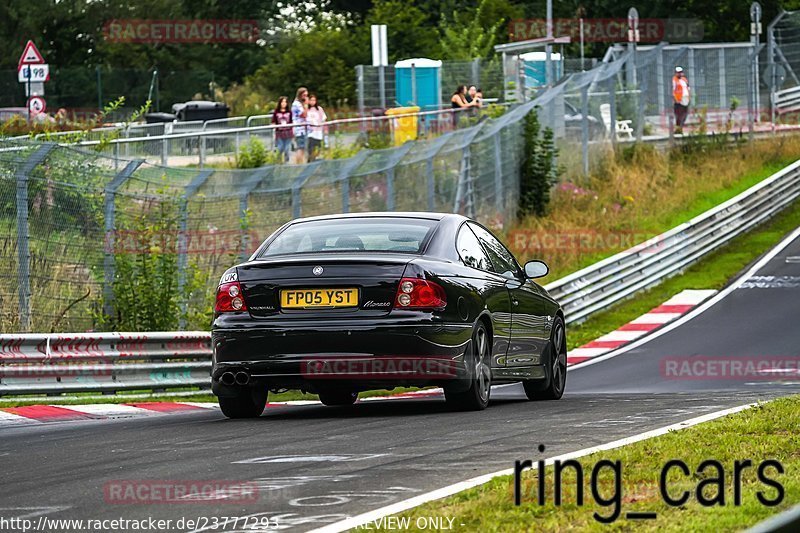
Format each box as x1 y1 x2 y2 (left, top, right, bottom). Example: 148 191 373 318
599 103 634 140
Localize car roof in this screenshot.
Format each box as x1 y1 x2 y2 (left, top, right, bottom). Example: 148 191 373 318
289 212 467 224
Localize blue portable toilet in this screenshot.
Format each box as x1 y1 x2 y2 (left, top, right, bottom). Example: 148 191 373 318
520 51 563 89
394 58 442 111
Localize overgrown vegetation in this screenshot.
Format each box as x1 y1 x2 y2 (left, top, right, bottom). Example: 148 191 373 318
510 136 800 280
518 109 559 217
99 184 205 331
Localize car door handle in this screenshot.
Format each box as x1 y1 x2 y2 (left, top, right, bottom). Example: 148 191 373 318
512 298 519 306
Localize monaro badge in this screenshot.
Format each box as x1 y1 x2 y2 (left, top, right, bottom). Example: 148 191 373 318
313 266 324 276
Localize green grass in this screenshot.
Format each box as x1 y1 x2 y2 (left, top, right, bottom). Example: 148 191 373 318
372 395 800 532
567 195 800 349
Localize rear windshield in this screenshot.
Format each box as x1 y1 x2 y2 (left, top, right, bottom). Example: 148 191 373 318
259 217 437 257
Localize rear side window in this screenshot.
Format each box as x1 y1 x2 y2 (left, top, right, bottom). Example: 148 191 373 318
259 217 437 257
469 223 521 279
456 225 491 271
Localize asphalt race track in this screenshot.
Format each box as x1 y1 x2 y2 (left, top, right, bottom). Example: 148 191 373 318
2 231 799 532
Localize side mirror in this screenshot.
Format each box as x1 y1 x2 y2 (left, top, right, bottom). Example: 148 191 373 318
524 260 549 279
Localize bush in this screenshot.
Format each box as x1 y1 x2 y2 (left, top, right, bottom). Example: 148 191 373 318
518 109 558 217
236 136 283 168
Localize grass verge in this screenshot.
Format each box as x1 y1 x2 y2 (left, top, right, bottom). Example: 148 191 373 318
372 395 800 532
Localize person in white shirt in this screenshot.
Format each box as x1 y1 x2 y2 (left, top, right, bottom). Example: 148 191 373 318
306 94 327 161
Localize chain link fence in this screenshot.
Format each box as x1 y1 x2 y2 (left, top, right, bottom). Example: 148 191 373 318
0 31 786 333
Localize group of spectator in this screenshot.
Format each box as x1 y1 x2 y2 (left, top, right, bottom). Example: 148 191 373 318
271 86 328 163
450 85 483 110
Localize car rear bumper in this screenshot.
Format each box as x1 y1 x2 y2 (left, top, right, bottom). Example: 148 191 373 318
211 320 473 393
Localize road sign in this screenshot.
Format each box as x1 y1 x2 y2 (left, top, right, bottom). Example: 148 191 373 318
763 64 786 89
27 96 46 115
24 82 44 97
18 64 49 83
18 40 45 67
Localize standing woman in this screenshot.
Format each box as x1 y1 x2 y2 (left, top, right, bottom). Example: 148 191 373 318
306 94 327 162
271 96 293 163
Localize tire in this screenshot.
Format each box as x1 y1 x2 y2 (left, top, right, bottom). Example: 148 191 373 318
445 321 492 411
218 387 268 419
318 389 358 406
524 316 567 401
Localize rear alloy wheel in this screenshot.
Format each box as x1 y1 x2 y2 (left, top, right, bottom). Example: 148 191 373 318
524 316 567 401
318 389 358 406
219 387 268 419
445 321 491 411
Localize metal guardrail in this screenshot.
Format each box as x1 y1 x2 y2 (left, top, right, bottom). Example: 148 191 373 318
774 85 800 115
545 158 800 324
1 159 799 396
0 332 210 396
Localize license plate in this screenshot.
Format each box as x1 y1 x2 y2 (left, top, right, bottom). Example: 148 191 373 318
280 288 359 309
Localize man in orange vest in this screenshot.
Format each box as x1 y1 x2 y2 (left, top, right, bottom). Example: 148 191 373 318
672 66 690 133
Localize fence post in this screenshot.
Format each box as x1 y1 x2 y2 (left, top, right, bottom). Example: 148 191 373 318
472 58 480 87
386 168 395 210
426 159 435 211
291 161 323 219
178 170 213 329
237 167 271 262
15 144 55 332
656 47 665 119
636 69 647 142
342 177 350 213
493 133 504 213
199 135 206 168
356 65 365 116
607 76 617 150
581 85 590 176
718 47 727 110
103 160 144 319
411 63 417 106
379 65 387 109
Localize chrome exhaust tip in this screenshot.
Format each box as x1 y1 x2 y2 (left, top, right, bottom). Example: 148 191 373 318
234 371 250 385
220 372 236 386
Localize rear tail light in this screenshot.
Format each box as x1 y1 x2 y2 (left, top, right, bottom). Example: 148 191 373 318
216 281 248 313
394 277 447 309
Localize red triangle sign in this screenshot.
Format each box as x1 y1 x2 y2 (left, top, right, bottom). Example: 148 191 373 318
18 40 45 67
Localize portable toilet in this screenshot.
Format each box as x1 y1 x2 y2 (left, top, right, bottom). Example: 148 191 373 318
519 51 563 89
394 58 442 111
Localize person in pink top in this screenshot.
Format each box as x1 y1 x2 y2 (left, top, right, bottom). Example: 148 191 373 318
306 94 328 162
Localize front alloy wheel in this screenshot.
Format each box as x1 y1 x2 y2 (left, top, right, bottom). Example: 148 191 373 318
524 316 567 400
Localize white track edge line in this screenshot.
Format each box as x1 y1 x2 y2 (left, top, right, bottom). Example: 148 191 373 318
308 402 760 533
567 226 800 371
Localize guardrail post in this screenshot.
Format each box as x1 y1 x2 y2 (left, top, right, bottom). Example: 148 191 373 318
103 160 144 319
15 144 55 332
178 170 213 329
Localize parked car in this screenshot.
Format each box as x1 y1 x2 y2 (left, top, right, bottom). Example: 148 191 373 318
211 212 567 418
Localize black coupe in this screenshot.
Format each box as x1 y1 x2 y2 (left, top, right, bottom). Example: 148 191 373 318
211 212 566 418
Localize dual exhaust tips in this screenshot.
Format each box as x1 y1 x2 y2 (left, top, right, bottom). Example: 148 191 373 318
220 371 250 386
